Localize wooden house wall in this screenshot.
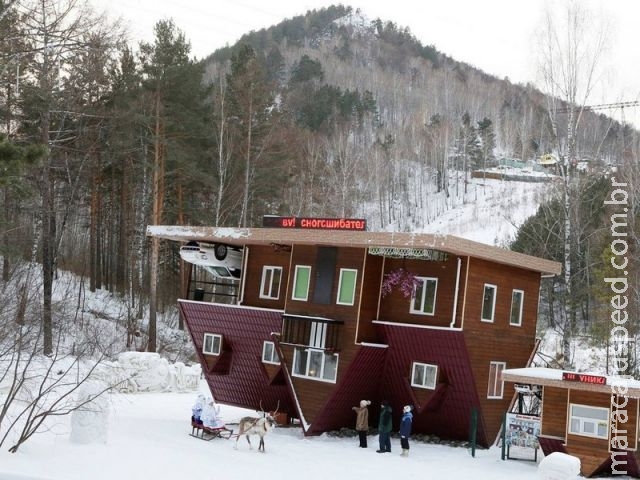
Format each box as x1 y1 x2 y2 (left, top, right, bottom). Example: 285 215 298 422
462 258 542 443
357 254 384 344
541 386 568 438
378 255 465 328
278 245 367 425
615 396 638 451
241 244 292 310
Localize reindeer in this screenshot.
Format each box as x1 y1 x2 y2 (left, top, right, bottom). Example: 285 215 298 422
234 401 279 452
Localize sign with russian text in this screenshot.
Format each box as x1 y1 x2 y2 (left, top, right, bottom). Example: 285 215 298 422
506 413 540 449
262 216 367 231
562 372 607 385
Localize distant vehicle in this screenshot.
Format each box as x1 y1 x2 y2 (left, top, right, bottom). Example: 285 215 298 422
179 241 242 280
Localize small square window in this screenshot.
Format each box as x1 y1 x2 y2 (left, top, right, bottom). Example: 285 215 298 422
261 341 280 364
203 333 222 355
411 362 437 389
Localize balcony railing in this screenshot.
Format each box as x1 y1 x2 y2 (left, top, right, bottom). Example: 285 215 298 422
280 314 343 352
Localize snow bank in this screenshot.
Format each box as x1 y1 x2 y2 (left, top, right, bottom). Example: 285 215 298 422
70 380 110 444
95 352 201 393
538 452 581 479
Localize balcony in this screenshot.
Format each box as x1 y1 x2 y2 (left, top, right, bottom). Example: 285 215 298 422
280 314 343 352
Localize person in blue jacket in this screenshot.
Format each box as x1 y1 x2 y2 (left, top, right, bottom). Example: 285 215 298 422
399 405 413 457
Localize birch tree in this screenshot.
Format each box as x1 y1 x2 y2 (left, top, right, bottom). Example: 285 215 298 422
537 0 610 365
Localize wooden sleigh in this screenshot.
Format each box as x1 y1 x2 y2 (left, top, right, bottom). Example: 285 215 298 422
190 418 234 441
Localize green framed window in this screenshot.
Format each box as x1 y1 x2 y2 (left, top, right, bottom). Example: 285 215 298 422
336 268 357 305
292 265 311 301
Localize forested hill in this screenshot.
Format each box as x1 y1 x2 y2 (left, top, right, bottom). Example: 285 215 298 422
198 5 629 232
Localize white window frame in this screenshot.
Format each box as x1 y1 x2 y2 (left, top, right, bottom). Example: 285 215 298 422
292 347 338 383
410 277 438 316
410 362 438 389
259 266 283 300
568 404 609 440
336 268 358 306
202 333 222 355
481 284 497 322
309 321 327 349
487 361 506 399
261 341 280 365
510 289 524 326
292 265 311 301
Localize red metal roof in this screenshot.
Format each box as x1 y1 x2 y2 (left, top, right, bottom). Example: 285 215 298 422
374 323 487 444
179 300 292 414
306 345 387 435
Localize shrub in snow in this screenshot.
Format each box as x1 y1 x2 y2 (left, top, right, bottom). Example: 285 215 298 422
70 380 110 444
538 452 581 480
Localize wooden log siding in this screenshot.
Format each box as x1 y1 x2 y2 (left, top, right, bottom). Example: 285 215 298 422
463 258 542 444
378 255 465 328
541 386 569 439
240 244 291 310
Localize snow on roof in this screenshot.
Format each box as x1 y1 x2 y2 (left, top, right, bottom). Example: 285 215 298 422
502 367 640 397
146 225 561 275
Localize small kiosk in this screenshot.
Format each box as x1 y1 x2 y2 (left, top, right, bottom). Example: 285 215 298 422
502 367 640 478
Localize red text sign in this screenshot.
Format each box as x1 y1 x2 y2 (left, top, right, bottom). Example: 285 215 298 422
262 216 367 231
562 372 607 385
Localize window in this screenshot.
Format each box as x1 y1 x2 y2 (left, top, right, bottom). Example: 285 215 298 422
510 289 524 326
309 321 327 348
260 266 282 300
487 361 506 398
292 348 338 382
569 404 609 439
261 341 280 364
203 333 222 355
411 362 438 389
336 268 358 305
410 277 438 315
292 265 311 301
481 284 497 322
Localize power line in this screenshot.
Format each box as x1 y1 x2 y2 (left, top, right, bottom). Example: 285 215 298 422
556 101 639 114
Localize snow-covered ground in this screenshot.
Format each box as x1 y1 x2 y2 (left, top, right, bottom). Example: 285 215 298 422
421 177 551 246
3 351 635 480
0 375 545 480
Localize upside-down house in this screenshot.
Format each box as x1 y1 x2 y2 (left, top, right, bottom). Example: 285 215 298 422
147 218 560 447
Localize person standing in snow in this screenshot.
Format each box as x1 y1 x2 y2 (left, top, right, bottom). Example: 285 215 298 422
399 405 413 457
352 400 371 448
376 400 392 453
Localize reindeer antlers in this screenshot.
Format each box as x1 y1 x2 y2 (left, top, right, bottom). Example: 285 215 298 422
259 400 280 417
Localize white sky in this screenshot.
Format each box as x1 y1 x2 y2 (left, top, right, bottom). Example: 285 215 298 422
97 0 640 126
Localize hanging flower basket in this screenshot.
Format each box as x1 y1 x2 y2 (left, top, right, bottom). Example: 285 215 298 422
381 268 420 298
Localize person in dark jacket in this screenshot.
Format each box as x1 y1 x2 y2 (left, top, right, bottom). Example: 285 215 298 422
352 400 371 448
376 400 392 453
399 405 413 457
